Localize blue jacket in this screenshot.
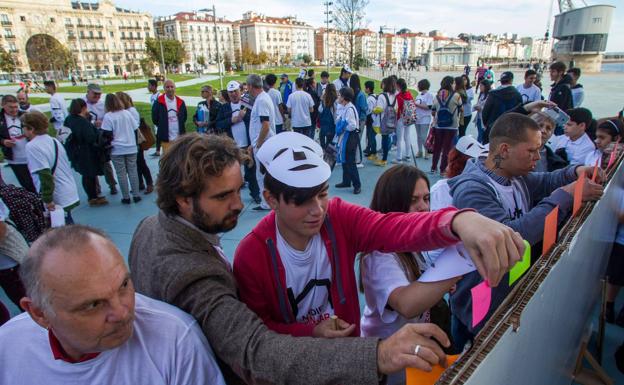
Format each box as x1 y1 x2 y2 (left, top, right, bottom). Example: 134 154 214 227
446 159 578 336
279 81 293 105
354 91 368 123
215 102 251 146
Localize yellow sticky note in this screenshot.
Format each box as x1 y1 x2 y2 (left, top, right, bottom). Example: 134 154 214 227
406 355 459 385
509 240 531 286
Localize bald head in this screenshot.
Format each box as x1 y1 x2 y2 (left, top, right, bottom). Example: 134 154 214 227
16 91 28 104
164 80 176 99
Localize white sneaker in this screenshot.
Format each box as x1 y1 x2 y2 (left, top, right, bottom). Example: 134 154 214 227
356 163 364 168
390 159 402 164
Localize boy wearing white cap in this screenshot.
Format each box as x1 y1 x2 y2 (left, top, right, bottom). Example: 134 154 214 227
233 132 525 339
333 65 353 92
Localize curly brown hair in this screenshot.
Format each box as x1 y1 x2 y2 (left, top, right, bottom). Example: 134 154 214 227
156 133 242 216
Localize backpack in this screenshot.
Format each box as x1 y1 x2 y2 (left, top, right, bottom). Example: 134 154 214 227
436 91 456 128
380 93 397 134
402 99 418 126
319 103 336 136
0 184 47 243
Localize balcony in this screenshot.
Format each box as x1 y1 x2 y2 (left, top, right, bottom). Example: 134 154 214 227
4 34 15 39
1 20 12 26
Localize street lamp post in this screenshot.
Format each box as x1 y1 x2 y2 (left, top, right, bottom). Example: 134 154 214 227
323 1 332 72
205 5 223 90
157 28 167 78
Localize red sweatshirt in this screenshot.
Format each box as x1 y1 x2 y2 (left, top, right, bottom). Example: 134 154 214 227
233 197 463 337
396 90 414 118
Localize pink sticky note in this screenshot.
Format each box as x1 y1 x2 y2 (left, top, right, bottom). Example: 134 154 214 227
471 281 491 328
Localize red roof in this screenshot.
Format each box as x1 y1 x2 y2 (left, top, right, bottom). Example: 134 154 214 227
172 12 232 24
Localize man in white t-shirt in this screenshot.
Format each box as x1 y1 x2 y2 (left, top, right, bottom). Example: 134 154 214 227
516 69 542 104
265 74 285 133
0 225 225 385
414 79 434 159
152 79 188 155
0 95 36 192
247 74 275 211
286 77 315 139
83 83 118 195
550 107 596 165
44 81 67 134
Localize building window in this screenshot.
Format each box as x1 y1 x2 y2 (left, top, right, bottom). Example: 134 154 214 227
20 16 25 22
109 31 114 37
0 14 9 23
50 17 55 23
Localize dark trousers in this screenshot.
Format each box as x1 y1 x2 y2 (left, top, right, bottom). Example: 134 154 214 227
381 134 391 161
293 126 314 139
458 114 472 138
242 149 260 200
136 149 153 188
319 132 334 150
103 161 117 188
341 132 361 189
365 115 377 154
275 124 284 134
0 266 26 310
82 175 98 200
431 129 457 173
451 314 474 353
155 137 161 152
9 164 36 193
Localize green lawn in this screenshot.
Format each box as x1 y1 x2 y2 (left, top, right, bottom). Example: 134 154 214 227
175 75 248 97
56 82 148 94
28 97 51 105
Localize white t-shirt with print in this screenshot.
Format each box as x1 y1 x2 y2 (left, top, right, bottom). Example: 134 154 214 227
486 176 530 221
49 93 68 130
286 90 314 128
550 133 595 165
0 293 225 385
361 251 430 340
229 102 249 148
249 91 275 147
268 88 284 125
84 98 105 125
336 102 359 132
430 179 453 211
101 110 138 156
516 83 542 103
276 226 333 326
26 135 79 209
127 107 140 127
415 92 434 125
5 114 27 164
166 96 180 141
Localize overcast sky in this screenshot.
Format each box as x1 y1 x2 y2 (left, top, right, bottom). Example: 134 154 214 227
115 0 623 51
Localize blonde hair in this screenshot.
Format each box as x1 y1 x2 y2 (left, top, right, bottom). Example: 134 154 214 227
115 91 134 109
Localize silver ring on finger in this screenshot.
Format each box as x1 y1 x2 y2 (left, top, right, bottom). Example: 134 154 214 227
414 344 421 356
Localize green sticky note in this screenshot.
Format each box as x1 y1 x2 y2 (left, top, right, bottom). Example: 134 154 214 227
509 240 531 286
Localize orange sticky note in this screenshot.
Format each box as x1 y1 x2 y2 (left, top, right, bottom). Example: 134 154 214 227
573 170 585 217
406 355 460 385
542 206 558 255
592 158 599 183
471 280 491 328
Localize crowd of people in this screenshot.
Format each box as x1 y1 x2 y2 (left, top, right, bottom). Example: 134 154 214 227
0 60 623 384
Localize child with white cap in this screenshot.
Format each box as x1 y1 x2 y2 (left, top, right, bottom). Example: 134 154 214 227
233 132 525 339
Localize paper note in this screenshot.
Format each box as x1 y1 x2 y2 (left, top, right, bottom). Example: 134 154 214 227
591 158 599 183
406 355 460 385
418 244 476 283
509 240 531 286
607 137 620 169
542 206 558 256
573 170 585 217
471 281 491 328
50 207 65 228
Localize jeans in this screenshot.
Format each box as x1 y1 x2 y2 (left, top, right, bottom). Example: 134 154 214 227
253 148 269 209
8 164 36 193
82 175 98 200
293 126 314 139
111 153 140 200
242 147 260 201
431 128 457 173
395 120 413 160
341 132 361 189
136 149 153 188
365 115 377 154
381 134 391 161
476 117 485 144
415 123 429 156
275 124 284 134
458 114 472 138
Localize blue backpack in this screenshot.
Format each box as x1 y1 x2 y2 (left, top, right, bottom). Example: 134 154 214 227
319 104 335 135
436 91 456 128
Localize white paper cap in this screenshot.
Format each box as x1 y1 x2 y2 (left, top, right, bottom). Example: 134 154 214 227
456 135 488 158
256 132 331 188
226 81 240 92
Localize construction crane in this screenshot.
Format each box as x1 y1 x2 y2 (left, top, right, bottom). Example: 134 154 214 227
558 0 588 12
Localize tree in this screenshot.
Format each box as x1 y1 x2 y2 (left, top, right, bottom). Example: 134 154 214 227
241 47 256 65
140 57 155 76
302 54 312 64
196 55 206 68
0 47 17 73
258 51 269 65
333 0 369 67
145 37 185 72
25 34 74 74
223 53 232 71
282 53 292 65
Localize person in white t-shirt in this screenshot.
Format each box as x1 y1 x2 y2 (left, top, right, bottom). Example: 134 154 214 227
44 81 67 134
247 74 275 211
17 91 39 114
332 65 353 92
287 77 315 138
0 225 226 385
360 165 460 385
414 79 434 159
265 74 286 133
550 107 596 165
22 111 79 223
516 69 542 104
101 94 141 204
0 95 36 192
